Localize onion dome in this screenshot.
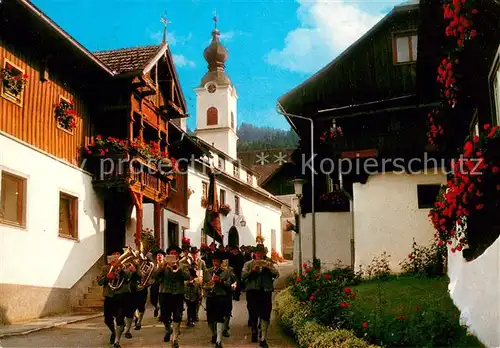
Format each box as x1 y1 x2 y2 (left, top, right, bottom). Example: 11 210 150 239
200 27 232 87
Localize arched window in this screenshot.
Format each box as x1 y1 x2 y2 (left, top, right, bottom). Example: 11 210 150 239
207 107 218 126
231 112 235 129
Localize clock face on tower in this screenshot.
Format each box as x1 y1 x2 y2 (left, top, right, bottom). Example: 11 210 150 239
207 83 216 93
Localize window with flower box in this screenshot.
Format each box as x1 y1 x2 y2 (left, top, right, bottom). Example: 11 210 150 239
59 192 78 239
0 170 26 227
55 96 77 133
393 32 418 64
1 59 28 106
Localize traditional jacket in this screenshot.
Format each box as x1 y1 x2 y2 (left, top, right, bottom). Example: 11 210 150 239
156 263 190 294
241 258 279 292
184 278 202 302
229 252 245 278
203 266 232 297
97 264 134 297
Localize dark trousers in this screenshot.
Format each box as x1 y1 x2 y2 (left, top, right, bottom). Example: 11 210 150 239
150 284 160 309
104 294 125 332
246 290 273 325
133 288 148 313
159 293 184 325
185 300 197 323
206 296 230 323
117 292 135 319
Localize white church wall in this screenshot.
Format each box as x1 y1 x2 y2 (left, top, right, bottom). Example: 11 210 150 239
186 168 282 254
353 172 446 272
447 239 500 347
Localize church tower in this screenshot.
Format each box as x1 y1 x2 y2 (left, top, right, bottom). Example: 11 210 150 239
194 17 238 159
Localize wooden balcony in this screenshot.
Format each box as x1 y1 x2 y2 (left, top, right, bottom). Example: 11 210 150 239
88 151 171 203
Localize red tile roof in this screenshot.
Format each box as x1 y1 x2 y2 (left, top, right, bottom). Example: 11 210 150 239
93 45 162 74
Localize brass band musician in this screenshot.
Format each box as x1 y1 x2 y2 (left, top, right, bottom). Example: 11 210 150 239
241 243 279 348
189 246 206 322
203 249 232 348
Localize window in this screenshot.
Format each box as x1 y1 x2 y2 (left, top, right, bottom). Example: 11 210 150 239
1 59 27 105
233 165 240 178
393 34 417 64
231 112 235 129
55 96 76 133
417 184 441 209
59 192 78 239
235 196 240 215
170 177 177 191
247 173 252 184
207 107 218 125
257 222 262 237
0 171 26 227
167 220 179 247
494 65 500 125
220 189 226 205
218 157 225 170
202 182 208 197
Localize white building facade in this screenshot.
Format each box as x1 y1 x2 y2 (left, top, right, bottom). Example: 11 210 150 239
0 132 105 323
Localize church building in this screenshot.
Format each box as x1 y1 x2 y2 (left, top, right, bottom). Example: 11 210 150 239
184 22 286 254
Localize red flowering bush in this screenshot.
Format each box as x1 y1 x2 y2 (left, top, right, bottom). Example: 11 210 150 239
84 135 128 156
54 99 77 131
319 125 343 143
436 56 459 107
399 239 445 277
1 64 28 98
292 263 356 328
443 0 478 48
429 125 500 255
427 108 445 146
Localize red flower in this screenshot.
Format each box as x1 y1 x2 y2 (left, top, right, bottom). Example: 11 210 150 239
340 302 350 308
362 322 368 329
295 277 302 283
343 287 352 294
324 274 332 280
395 315 406 320
492 167 499 174
309 295 315 301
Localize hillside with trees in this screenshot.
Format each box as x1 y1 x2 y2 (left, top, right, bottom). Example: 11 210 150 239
236 123 299 150
186 123 299 150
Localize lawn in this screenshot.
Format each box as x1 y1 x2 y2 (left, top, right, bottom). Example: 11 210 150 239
350 276 484 347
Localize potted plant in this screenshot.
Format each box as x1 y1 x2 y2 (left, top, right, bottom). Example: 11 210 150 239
54 99 77 131
219 203 231 216
1 64 28 99
201 196 208 208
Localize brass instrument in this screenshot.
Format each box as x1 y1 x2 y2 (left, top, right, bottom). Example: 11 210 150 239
136 241 155 291
252 259 273 273
163 255 180 272
108 247 136 290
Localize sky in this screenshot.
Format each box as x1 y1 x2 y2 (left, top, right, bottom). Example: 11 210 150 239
34 0 405 130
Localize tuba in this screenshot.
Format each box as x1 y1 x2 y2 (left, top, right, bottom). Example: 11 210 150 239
108 247 136 290
136 241 155 291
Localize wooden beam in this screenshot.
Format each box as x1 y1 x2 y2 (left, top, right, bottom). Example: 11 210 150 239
341 149 378 159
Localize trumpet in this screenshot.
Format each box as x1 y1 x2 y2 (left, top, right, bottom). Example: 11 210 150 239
163 255 180 272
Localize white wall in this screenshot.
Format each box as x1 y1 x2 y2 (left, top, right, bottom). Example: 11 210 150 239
194 83 238 159
186 168 282 253
353 172 446 272
447 239 500 347
296 212 352 270
0 133 105 288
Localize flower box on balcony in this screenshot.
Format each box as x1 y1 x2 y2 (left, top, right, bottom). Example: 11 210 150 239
219 203 231 216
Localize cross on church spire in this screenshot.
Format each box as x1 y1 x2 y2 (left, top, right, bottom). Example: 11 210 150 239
212 9 218 30
160 11 170 43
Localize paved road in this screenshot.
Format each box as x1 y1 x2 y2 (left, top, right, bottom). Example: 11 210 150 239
0 263 296 348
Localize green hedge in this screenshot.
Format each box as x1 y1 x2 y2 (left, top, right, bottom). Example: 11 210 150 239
274 288 379 348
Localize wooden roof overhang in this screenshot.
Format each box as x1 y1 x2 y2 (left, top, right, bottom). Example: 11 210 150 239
1 0 113 89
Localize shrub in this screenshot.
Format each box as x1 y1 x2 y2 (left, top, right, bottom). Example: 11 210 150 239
399 239 445 277
358 252 391 280
274 288 377 348
291 263 356 328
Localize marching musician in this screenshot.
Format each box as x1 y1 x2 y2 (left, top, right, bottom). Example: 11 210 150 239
241 243 279 348
184 268 202 327
228 246 245 301
122 260 140 340
223 258 238 338
203 249 232 348
97 251 136 348
190 246 206 322
150 249 165 319
155 245 189 348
